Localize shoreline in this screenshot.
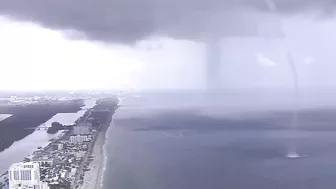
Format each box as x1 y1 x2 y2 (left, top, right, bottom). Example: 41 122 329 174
0 98 116 188
0 98 95 174
81 110 114 189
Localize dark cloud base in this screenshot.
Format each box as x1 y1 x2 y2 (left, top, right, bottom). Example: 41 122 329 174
0 0 334 43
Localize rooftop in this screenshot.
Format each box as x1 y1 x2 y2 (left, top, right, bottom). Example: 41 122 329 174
9 162 39 170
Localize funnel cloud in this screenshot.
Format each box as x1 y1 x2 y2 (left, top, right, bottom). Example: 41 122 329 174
0 0 335 91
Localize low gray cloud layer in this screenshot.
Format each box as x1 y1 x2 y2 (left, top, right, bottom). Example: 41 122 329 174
0 0 334 43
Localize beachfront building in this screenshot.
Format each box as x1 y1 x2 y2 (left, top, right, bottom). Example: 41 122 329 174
69 135 91 144
31 159 54 169
75 151 86 161
8 162 49 189
51 142 66 151
73 123 91 135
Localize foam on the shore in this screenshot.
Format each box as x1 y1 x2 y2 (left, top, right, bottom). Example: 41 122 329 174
100 111 119 187
100 123 110 188
80 108 117 189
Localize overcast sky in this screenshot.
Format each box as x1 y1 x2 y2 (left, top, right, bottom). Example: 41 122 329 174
0 0 336 91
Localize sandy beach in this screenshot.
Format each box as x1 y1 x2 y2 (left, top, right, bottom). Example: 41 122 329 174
81 112 113 189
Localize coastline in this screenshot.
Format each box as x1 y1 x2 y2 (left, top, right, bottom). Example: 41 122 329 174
81 110 114 189
0 98 115 188
0 98 95 174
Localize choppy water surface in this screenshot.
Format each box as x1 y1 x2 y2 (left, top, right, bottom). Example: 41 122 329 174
103 91 336 189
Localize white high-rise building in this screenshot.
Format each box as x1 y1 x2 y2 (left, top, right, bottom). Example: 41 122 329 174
8 162 49 189
70 134 91 144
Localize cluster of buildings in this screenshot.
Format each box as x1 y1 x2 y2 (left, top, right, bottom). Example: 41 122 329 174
0 97 115 189
1 114 98 189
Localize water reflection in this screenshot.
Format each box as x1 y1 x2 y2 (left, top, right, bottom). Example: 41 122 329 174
0 98 97 173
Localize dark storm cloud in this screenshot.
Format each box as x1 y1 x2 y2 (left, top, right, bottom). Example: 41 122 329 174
0 0 334 43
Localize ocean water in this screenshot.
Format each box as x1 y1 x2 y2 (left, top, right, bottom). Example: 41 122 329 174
0 98 97 173
103 91 336 189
